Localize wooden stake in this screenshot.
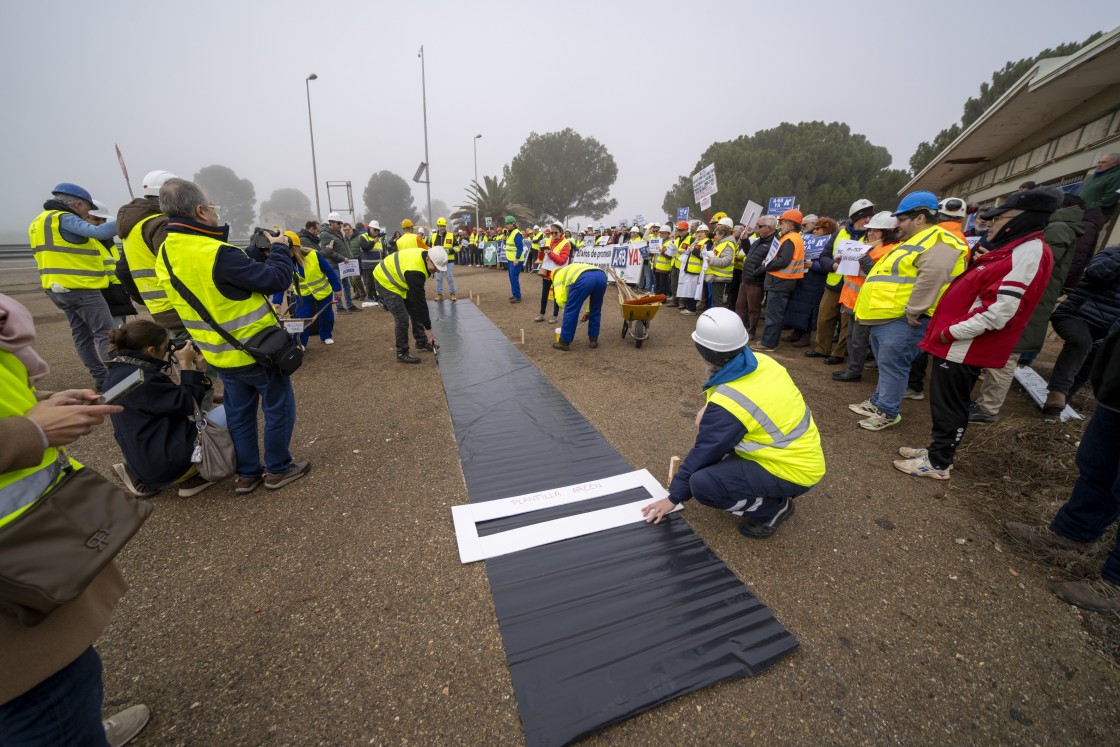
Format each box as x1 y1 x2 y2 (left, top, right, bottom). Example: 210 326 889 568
667 456 681 487
520 329 525 345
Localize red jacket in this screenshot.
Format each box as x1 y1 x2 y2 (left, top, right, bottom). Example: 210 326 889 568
920 232 1053 368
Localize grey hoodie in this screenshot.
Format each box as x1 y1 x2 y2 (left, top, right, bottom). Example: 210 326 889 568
318 226 352 266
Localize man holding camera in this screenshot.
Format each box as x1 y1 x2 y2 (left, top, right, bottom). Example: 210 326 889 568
154 178 310 493
320 212 361 313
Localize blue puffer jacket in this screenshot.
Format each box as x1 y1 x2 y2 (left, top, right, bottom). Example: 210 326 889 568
1054 244 1120 330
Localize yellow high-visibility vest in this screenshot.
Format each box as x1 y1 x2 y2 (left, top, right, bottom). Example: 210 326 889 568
299 250 333 300
825 227 859 286
708 238 736 280
122 214 174 314
156 230 277 369
854 225 969 321
28 210 109 290
705 354 825 487
373 247 429 299
653 238 674 272
396 232 422 251
550 263 603 308
504 228 524 261
102 242 121 285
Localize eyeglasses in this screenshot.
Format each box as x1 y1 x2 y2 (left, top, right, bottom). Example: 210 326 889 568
205 204 221 213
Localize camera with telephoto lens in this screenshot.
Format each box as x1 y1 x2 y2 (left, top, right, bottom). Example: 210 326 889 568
168 338 190 353
250 227 283 252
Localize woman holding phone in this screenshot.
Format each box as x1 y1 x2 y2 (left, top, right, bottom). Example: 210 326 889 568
102 320 221 498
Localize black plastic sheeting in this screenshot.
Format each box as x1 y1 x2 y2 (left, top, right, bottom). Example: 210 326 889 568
434 302 798 746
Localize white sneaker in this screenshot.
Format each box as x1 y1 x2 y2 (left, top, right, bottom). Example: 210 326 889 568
112 463 157 498
893 455 951 480
323 338 334 345
848 400 878 417
859 411 902 431
361 301 377 308
547 317 557 324
898 446 928 459
103 704 150 747
903 388 925 400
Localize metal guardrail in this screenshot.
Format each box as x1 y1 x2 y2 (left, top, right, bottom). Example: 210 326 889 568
0 244 33 259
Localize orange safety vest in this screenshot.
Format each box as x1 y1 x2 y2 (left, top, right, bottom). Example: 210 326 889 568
839 242 897 310
767 231 806 280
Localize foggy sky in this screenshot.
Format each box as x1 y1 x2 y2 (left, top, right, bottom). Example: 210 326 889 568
2 0 1114 238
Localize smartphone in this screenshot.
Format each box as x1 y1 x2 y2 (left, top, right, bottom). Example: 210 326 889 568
99 368 144 404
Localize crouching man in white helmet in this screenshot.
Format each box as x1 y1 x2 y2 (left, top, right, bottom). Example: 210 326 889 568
642 308 826 538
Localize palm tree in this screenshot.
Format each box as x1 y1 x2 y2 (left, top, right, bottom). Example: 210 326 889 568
455 175 535 230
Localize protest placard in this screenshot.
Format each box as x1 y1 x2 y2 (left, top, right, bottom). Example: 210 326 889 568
834 239 868 275
483 242 501 266
740 200 763 229
699 195 712 211
967 236 981 250
570 243 642 283
692 164 718 204
339 259 360 278
767 196 796 215
803 233 831 261
484 216 493 228
677 207 689 223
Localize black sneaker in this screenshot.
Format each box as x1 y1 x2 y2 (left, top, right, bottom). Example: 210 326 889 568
738 497 795 539
178 474 217 498
397 352 421 364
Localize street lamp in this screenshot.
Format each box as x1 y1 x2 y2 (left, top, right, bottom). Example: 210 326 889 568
305 73 321 219
418 47 432 226
473 134 482 229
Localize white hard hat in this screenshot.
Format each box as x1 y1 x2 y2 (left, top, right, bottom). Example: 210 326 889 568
717 216 734 228
327 211 344 222
849 199 874 218
649 222 660 230
691 307 749 351
938 197 968 219
369 220 381 231
696 223 710 232
630 225 640 232
533 225 540 230
427 246 448 270
141 170 177 197
864 211 898 230
658 225 671 233
550 220 563 230
89 199 112 219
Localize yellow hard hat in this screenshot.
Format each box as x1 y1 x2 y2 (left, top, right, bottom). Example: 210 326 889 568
283 230 301 247
402 218 413 229
711 211 727 223
436 217 447 227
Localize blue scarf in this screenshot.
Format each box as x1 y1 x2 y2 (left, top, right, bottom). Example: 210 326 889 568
702 348 759 389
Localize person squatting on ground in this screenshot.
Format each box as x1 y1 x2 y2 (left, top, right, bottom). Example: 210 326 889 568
534 221 571 323
893 189 1057 480
154 178 310 494
1003 320 1120 613
848 191 969 431
28 182 120 390
751 209 807 351
641 308 825 537
550 262 608 351
275 231 341 348
0 292 151 746
372 244 447 363
104 320 223 499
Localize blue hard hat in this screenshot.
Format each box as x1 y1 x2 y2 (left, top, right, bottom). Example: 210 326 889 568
52 182 95 204
893 190 939 216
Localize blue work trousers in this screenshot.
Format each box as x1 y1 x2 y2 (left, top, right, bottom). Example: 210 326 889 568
559 270 607 343
0 646 108 746
507 257 522 299
296 295 335 346
688 455 812 522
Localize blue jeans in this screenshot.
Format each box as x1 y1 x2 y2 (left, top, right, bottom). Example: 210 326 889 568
436 262 456 295
689 456 812 522
507 258 522 299
340 277 355 309
869 317 929 419
296 295 334 345
218 365 296 477
0 646 108 746
45 289 114 390
1051 405 1120 585
559 270 607 343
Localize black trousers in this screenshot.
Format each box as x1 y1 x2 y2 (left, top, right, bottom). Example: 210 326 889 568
539 276 559 317
375 282 426 354
927 355 982 469
909 350 929 393
1049 314 1104 397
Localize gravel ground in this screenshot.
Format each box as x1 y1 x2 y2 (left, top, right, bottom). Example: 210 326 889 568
10 266 1119 745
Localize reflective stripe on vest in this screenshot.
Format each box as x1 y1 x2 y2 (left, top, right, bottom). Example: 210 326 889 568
653 239 674 272
103 243 121 284
505 229 523 260
373 247 428 297
708 239 736 279
122 214 174 313
156 232 278 368
550 263 599 308
768 231 807 280
854 227 968 321
839 242 895 310
28 211 109 290
712 383 813 453
299 250 333 300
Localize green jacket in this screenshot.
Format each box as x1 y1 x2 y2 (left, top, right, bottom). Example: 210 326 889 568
1078 165 1120 213
1015 205 1085 355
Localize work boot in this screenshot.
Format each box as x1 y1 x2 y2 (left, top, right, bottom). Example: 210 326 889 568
397 352 421 364
832 371 862 382
739 497 795 539
553 340 570 351
434 293 444 301
589 338 599 349
265 459 311 490
103 704 150 747
782 330 803 342
450 293 457 301
1043 391 1066 416
1003 522 1100 554
1051 578 1120 614
823 356 844 365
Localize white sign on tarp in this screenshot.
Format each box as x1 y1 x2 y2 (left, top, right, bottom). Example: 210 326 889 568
740 200 763 229
339 259 360 278
699 195 712 211
571 243 642 284
834 239 869 276
692 163 718 204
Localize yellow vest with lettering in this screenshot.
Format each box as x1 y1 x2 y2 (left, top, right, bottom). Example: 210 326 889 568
122 214 175 314
373 247 429 299
854 225 969 321
156 231 277 369
705 354 825 487
28 210 109 290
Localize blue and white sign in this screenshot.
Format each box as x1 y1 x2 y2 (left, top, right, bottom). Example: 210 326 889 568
461 213 471 224
677 207 689 222
768 196 796 215
802 233 831 261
